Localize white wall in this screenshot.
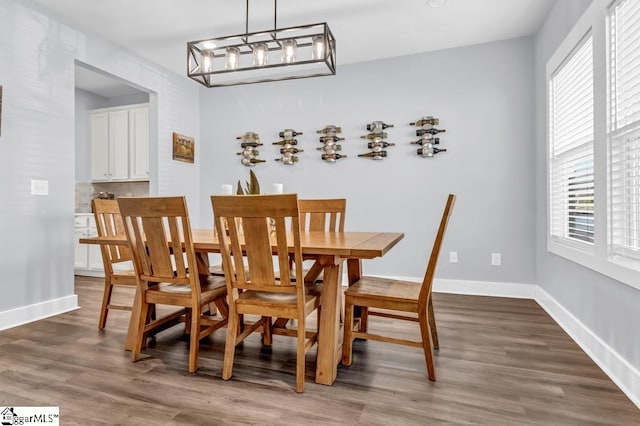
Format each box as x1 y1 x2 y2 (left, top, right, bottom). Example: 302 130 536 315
534 0 640 376
199 37 536 284
0 0 200 325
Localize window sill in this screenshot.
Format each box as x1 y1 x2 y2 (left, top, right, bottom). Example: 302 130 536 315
548 240 640 291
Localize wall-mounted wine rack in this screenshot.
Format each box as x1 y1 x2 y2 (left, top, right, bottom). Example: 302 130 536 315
410 117 447 158
273 129 304 165
316 125 346 162
359 120 395 160
236 131 265 166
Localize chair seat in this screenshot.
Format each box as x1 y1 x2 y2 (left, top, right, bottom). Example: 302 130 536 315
346 276 420 311
236 284 322 317
148 276 227 304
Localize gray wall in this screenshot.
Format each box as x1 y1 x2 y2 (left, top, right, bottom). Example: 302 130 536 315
534 0 640 368
199 37 536 285
0 0 200 317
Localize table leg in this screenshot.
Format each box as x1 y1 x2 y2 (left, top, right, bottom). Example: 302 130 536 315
315 255 342 385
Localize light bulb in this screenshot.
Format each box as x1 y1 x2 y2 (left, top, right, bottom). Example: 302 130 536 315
281 39 297 64
253 43 268 67
201 50 213 73
312 35 325 60
225 47 240 70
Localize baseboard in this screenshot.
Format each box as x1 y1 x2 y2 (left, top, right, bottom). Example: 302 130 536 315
534 286 640 409
0 295 79 331
433 278 538 299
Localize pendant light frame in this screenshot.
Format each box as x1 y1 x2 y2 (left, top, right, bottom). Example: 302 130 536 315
187 0 336 88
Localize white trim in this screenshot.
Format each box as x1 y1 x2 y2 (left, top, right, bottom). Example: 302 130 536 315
433 278 537 299
0 295 79 331
535 286 640 409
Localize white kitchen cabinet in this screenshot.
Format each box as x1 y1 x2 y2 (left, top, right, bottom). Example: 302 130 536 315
74 214 104 276
129 107 150 180
90 104 149 182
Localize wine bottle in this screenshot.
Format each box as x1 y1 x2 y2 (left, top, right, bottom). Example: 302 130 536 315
316 125 342 134
321 153 347 162
237 148 259 157
319 135 345 143
368 141 395 149
417 146 447 157
410 117 439 127
360 132 388 140
273 139 299 146
280 147 304 154
366 121 394 132
358 151 387 159
275 155 299 165
240 141 263 148
240 158 266 166
416 128 446 137
317 144 342 152
236 132 260 142
410 136 440 145
279 129 303 139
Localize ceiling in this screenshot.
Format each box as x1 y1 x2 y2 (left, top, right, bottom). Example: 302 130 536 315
34 0 556 91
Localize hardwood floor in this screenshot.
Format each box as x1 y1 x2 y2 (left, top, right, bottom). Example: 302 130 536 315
0 276 636 425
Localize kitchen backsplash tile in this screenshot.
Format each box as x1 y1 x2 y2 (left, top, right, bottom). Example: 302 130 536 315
75 181 150 212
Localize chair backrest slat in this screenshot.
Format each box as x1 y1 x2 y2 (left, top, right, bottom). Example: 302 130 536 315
92 199 132 268
298 199 346 232
419 194 456 308
212 194 304 294
119 197 199 292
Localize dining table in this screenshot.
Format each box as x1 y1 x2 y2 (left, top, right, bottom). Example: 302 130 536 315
80 229 404 386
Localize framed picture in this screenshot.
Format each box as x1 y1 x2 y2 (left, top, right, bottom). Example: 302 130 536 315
172 132 194 163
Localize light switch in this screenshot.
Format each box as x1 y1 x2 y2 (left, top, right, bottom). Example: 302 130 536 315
491 253 501 266
449 251 458 263
31 179 49 196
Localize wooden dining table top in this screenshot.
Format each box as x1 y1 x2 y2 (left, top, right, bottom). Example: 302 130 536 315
81 229 405 259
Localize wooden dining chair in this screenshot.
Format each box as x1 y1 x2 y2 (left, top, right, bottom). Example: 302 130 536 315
212 194 322 393
295 198 346 283
92 199 137 330
118 196 229 373
342 194 455 381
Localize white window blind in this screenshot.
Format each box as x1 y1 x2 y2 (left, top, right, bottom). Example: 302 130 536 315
609 0 640 260
549 36 595 245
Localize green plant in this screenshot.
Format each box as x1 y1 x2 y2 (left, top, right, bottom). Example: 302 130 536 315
237 169 260 195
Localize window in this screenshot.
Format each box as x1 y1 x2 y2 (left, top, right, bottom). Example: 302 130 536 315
546 0 640 289
549 36 595 247
609 0 640 262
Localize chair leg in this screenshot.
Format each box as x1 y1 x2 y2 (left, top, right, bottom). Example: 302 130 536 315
131 300 149 362
428 296 439 350
98 279 113 330
342 298 355 366
296 316 305 393
188 307 201 374
262 316 272 346
418 314 436 381
360 307 369 333
222 310 239 381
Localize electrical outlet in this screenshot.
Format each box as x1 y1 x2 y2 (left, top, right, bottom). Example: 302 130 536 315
31 179 49 196
449 251 458 263
491 253 501 266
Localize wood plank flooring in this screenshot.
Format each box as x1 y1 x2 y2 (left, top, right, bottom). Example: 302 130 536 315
0 276 636 425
